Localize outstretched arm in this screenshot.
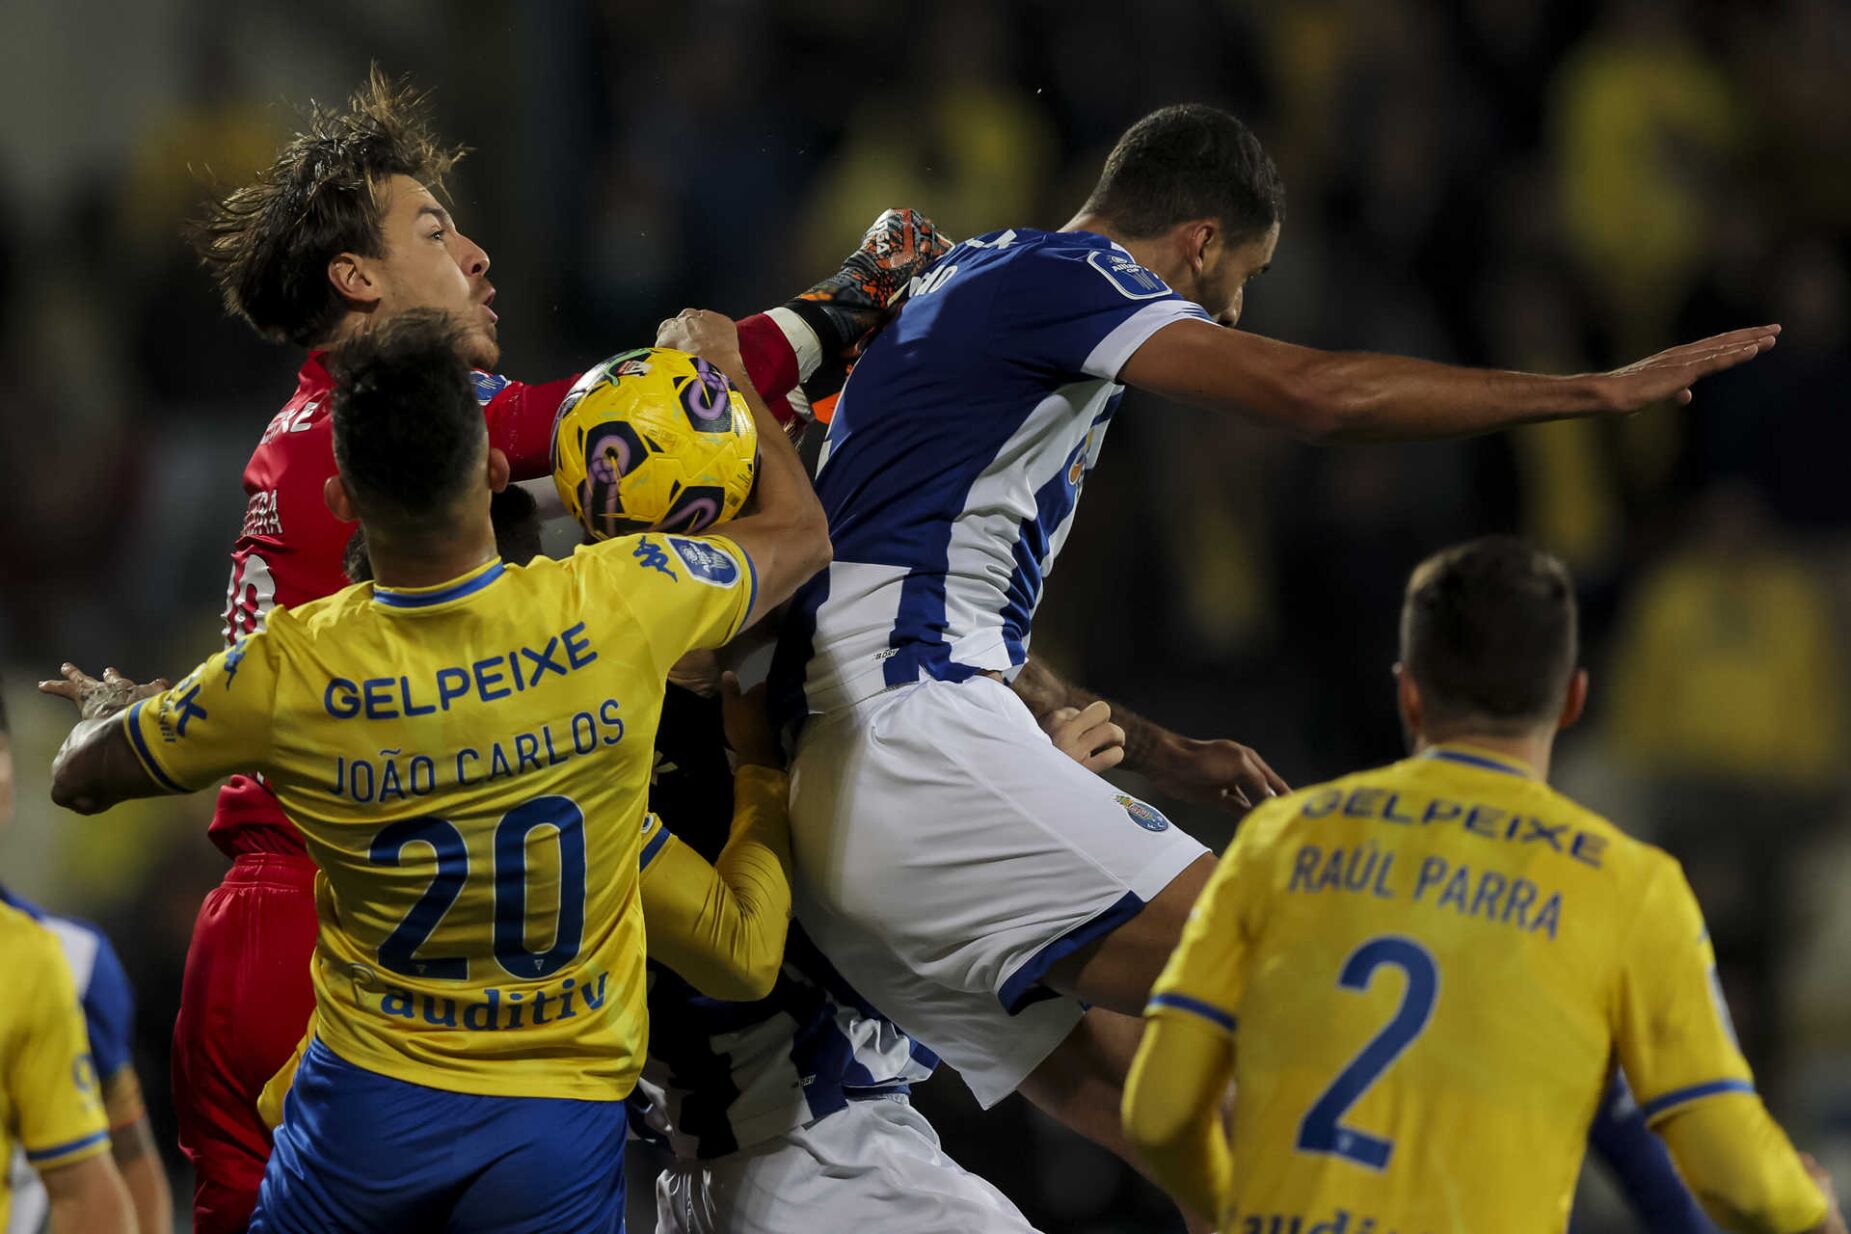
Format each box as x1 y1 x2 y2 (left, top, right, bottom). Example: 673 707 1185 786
39 666 171 815
1012 658 1288 814
1119 318 1781 443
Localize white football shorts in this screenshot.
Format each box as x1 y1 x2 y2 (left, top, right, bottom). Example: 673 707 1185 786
786 675 1208 1107
653 1094 1041 1234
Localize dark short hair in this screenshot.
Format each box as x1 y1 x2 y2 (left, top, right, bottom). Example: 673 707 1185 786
328 309 484 528
344 485 543 583
1400 537 1579 734
1080 104 1285 243
189 67 465 347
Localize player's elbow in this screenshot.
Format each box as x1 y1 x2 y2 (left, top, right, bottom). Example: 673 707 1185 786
792 507 832 578
731 956 782 1001
693 953 781 1002
49 753 102 815
1276 369 1359 443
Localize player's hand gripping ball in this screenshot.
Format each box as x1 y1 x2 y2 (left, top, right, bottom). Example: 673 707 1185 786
551 347 760 539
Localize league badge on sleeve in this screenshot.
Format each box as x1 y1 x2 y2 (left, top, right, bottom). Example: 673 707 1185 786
471 371 512 406
667 537 740 588
1087 251 1173 301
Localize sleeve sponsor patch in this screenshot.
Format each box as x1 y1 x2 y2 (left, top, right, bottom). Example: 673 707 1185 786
667 537 740 587
472 371 512 406
1086 250 1174 301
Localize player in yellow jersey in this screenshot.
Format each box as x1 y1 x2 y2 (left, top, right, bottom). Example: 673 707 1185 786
43 307 830 1234
1123 536 1844 1234
0 901 133 1234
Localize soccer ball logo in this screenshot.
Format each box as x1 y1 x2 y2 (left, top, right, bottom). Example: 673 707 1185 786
551 348 759 539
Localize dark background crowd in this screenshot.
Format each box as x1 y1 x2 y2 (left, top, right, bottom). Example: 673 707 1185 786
0 0 1846 1229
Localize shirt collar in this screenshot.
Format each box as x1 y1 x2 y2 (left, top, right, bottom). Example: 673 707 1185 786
1420 743 1538 780
372 558 505 610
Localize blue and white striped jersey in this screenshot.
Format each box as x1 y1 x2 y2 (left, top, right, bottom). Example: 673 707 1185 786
633 925 936 1160
632 688 934 1161
770 228 1210 725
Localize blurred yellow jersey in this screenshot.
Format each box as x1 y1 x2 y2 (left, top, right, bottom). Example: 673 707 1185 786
0 903 111 1228
125 533 756 1101
1150 744 1753 1234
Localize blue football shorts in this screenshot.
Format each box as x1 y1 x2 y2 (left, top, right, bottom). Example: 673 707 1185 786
249 1038 628 1233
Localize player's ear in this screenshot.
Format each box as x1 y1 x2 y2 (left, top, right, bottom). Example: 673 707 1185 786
324 474 360 523
1557 668 1589 731
328 252 381 311
486 447 510 494
1185 219 1216 274
1394 662 1423 735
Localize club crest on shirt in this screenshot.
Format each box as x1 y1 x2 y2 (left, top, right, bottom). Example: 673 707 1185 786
1086 250 1173 301
471 371 511 406
1116 794 1171 832
668 537 739 587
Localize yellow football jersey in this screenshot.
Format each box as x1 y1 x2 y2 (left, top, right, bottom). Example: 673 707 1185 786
1151 744 1755 1234
0 903 111 1228
125 533 756 1101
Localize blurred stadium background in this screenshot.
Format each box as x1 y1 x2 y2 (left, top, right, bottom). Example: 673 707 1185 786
1 0 1847 1229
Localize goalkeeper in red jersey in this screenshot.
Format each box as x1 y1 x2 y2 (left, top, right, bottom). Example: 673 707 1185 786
163 67 945 1234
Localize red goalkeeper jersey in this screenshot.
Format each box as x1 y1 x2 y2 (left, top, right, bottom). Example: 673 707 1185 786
209 353 576 856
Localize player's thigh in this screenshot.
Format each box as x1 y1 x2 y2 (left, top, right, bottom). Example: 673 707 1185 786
174 865 320 1216
789 677 1206 1013
1041 851 1219 1012
176 864 319 1107
657 1098 1044 1234
1016 1006 1148 1155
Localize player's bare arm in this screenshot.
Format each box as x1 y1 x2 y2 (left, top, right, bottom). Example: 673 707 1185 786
656 309 831 628
1120 316 1781 443
41 1150 135 1234
40 665 170 815
108 1112 174 1234
1012 658 1288 811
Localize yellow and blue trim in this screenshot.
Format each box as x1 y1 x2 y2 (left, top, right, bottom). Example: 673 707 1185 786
639 823 672 873
373 559 505 610
24 1127 110 1167
1639 1078 1755 1123
1147 992 1237 1033
121 702 187 794
1422 745 1536 779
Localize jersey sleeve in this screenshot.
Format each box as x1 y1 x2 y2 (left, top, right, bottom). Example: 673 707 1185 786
6 927 111 1171
1000 243 1213 382
637 767 793 1002
122 628 280 794
76 931 139 1125
1612 858 1755 1125
1146 800 1280 1035
480 373 580 482
584 533 757 677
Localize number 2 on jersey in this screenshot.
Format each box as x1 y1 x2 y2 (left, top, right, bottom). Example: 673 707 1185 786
370 796 587 981
1296 936 1439 1170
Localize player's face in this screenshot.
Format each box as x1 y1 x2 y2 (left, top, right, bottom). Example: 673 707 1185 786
373 175 500 369
1198 221 1280 328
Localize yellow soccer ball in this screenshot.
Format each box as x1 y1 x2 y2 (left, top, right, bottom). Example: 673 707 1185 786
551 347 759 539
